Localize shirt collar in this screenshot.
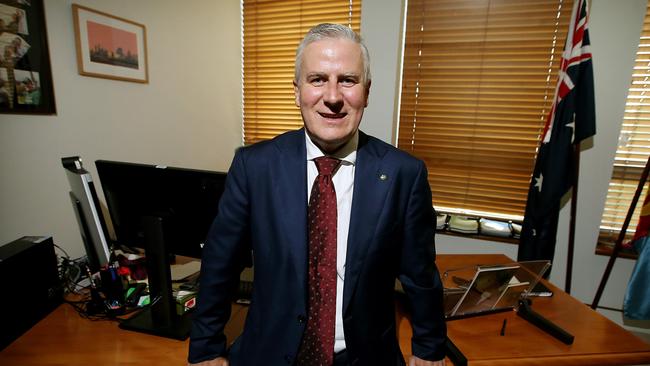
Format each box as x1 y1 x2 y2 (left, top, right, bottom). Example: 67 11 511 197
305 130 358 165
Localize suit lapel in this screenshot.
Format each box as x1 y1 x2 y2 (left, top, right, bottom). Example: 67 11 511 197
273 129 308 291
343 132 392 314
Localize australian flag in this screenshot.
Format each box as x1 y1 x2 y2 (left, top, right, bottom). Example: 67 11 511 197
517 0 596 263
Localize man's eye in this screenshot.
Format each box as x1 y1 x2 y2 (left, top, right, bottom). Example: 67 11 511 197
341 78 357 86
310 78 324 85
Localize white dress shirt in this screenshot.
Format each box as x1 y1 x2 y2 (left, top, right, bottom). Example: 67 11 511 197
305 130 358 353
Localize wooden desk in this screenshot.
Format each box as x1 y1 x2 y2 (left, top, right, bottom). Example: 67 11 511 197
397 254 650 366
1 254 649 365
0 298 248 365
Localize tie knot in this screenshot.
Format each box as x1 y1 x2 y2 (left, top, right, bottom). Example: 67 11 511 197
314 156 340 176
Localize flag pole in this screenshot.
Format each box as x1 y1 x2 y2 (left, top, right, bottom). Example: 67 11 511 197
592 155 650 310
565 147 580 294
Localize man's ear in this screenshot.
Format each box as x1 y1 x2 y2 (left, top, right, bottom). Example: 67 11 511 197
293 80 300 107
364 80 371 107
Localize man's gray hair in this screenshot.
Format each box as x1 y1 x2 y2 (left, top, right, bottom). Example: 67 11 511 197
294 23 371 87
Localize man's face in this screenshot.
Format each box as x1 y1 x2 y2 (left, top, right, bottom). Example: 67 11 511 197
294 38 370 153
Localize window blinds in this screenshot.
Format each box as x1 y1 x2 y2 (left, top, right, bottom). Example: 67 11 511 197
398 0 573 219
599 4 650 245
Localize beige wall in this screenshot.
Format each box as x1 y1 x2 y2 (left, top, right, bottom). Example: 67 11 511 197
0 0 242 258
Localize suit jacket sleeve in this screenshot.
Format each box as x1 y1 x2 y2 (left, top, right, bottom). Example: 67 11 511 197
398 160 447 361
188 149 251 363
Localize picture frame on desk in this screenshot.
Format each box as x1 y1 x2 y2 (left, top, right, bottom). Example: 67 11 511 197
0 0 56 115
72 4 148 84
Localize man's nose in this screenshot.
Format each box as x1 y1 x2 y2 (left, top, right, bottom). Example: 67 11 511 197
323 82 343 112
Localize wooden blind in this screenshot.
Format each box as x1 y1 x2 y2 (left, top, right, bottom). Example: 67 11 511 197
599 4 650 244
242 0 361 145
398 0 573 219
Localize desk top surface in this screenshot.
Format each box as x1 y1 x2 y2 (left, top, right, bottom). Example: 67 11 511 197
1 253 649 366
398 254 650 366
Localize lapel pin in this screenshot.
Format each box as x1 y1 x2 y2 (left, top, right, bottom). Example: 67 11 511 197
379 173 388 181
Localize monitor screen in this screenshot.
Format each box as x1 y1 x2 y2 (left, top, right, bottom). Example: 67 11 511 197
95 160 227 259
62 156 112 272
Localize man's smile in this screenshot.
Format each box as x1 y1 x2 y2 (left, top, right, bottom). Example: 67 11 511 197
319 112 347 119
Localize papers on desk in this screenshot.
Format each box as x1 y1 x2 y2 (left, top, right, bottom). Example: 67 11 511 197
170 261 201 281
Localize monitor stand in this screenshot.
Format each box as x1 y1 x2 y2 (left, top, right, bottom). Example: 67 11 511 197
119 215 192 340
69 193 103 273
516 298 574 344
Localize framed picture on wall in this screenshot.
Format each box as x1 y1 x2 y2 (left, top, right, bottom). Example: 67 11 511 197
0 0 56 115
72 4 148 83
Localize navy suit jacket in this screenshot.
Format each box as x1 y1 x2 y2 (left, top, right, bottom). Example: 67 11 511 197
188 129 446 365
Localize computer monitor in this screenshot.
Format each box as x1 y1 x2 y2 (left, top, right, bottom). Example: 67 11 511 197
62 156 112 273
95 160 227 259
94 159 227 340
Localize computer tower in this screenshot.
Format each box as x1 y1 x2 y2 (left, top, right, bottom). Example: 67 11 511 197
0 236 62 350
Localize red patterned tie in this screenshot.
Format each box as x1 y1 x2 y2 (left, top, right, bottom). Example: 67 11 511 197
297 156 340 366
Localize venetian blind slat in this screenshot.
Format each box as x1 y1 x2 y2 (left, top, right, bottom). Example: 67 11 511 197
398 0 572 218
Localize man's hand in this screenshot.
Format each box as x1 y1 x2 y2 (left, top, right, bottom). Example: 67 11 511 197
188 357 229 366
409 355 446 366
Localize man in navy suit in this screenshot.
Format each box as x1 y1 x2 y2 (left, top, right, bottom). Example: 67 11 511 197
188 23 446 366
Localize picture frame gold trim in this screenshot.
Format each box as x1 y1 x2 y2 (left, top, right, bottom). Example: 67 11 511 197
72 4 148 84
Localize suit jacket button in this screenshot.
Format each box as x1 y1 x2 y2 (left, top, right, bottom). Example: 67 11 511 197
284 354 293 363
297 315 306 324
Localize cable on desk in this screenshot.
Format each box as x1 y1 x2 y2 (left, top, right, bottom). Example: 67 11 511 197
63 285 147 322
54 251 128 321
